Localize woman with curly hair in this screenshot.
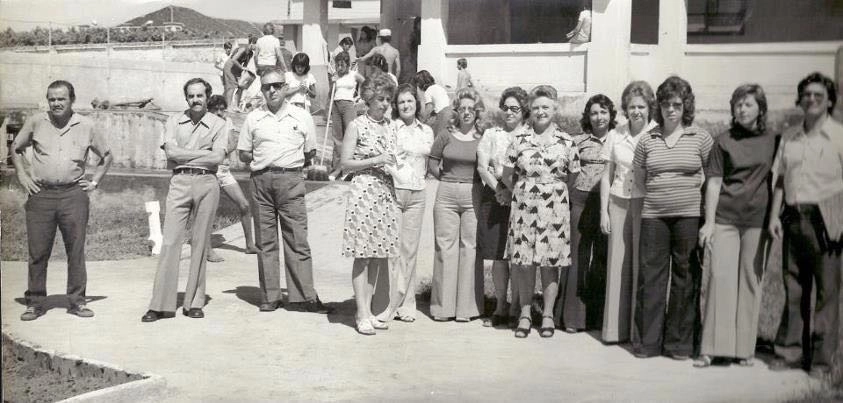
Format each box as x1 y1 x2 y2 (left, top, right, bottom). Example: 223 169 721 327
632 76 713 359
428 87 485 322
340 72 399 335
599 81 658 344
501 85 580 338
476 86 530 328
555 93 616 334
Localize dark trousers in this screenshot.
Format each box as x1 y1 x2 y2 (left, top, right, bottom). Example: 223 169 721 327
24 186 89 307
251 171 318 304
635 216 700 357
556 189 607 330
776 205 841 369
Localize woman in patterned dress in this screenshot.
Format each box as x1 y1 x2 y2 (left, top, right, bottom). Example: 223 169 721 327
476 86 530 328
501 85 581 338
340 72 400 335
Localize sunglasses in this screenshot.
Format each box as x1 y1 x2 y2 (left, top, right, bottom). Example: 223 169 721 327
261 82 286 92
501 105 522 113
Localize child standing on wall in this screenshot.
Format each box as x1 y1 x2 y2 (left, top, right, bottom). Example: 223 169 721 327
456 58 473 91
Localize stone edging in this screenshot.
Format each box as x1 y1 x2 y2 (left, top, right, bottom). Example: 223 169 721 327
2 331 167 403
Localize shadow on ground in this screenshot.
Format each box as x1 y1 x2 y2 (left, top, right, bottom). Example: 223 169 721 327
13 295 107 313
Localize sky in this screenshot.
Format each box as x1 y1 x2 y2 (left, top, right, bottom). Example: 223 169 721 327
0 0 286 30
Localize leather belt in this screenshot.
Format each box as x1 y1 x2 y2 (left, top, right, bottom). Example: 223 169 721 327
173 167 215 175
785 203 819 215
253 166 302 175
39 182 78 190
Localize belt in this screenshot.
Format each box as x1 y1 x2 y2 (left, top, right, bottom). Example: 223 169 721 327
173 167 215 175
253 166 302 175
39 182 78 190
785 203 819 215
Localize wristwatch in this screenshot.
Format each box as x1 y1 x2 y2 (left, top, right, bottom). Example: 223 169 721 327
90 180 98 189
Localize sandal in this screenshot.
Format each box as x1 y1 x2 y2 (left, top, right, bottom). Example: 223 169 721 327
356 318 376 336
514 316 532 338
395 314 416 323
693 355 712 368
369 316 389 330
539 315 555 338
736 358 754 367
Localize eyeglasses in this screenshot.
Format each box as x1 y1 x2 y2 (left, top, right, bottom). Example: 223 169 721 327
261 82 286 92
501 105 522 113
660 101 683 110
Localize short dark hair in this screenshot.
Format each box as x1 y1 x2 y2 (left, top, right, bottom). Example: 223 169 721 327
207 94 227 111
621 80 656 122
360 26 376 41
795 72 837 113
730 83 768 133
183 77 212 99
499 86 529 120
360 71 397 105
247 34 257 44
47 80 76 102
339 37 353 47
391 83 423 120
457 58 467 69
334 51 350 66
368 53 389 73
580 94 617 133
655 75 695 127
413 70 435 91
223 41 233 50
291 52 311 74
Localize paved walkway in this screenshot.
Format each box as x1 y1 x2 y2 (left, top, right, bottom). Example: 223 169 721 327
1 181 821 402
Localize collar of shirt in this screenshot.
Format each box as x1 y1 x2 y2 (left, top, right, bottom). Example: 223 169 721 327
253 103 306 124
793 114 843 141
393 118 421 130
40 111 82 135
177 110 216 128
587 133 608 144
648 124 703 138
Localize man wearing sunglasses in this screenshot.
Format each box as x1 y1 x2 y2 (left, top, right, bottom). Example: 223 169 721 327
237 70 333 314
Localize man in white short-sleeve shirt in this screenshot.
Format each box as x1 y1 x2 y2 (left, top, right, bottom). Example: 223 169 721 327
254 23 286 76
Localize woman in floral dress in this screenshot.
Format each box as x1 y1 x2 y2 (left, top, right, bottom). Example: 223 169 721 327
341 72 399 335
501 85 580 338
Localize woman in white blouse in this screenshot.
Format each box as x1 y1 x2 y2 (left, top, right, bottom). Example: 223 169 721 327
375 83 435 323
476 87 529 328
598 80 657 344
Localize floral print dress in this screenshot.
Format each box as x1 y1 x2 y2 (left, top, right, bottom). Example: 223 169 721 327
504 124 581 267
342 115 400 258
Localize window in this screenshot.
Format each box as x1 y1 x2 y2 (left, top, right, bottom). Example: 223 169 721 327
687 0 748 36
447 0 586 45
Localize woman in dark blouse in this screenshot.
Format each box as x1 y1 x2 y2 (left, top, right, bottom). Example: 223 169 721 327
695 84 777 367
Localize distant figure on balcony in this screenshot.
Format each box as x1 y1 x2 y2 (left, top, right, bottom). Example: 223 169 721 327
358 28 401 79
566 3 592 44
456 58 474 91
254 22 287 76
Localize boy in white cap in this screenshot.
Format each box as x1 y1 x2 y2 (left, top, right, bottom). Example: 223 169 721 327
358 28 401 79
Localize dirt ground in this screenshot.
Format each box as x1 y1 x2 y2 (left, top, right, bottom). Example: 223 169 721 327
1 341 132 403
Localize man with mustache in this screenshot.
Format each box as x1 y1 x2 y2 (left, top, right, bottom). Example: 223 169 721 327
142 78 228 322
237 69 333 314
12 80 113 321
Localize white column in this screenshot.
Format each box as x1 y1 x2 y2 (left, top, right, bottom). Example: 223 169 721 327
418 0 449 83
586 0 632 102
303 0 330 109
655 0 687 81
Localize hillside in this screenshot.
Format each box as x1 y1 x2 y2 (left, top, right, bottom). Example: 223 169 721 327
120 6 261 37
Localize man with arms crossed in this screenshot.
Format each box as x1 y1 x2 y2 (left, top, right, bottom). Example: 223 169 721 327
142 78 228 322
768 72 842 377
13 80 113 321
238 69 333 314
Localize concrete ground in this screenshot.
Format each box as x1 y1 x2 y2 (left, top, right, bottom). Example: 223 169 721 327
1 181 822 402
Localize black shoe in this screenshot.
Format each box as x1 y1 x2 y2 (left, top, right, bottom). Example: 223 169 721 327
666 352 690 361
288 299 334 314
768 358 802 372
259 301 282 312
182 308 204 318
141 310 175 322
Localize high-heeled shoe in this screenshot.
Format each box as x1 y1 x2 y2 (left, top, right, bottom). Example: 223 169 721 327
539 315 555 338
514 316 532 338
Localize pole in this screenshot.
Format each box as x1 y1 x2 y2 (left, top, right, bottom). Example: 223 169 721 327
47 21 52 47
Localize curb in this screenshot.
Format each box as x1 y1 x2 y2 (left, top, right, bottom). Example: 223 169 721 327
2 331 167 403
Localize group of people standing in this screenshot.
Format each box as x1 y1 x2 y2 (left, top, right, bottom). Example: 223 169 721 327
336 68 842 379
10 33 840 378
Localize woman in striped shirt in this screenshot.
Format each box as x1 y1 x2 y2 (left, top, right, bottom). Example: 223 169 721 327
632 76 713 360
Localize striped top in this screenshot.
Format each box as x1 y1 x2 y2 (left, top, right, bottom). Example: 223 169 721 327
633 125 713 218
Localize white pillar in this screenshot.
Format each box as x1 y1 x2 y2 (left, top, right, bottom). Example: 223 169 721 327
655 0 687 81
418 0 449 84
303 0 330 109
587 0 632 102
